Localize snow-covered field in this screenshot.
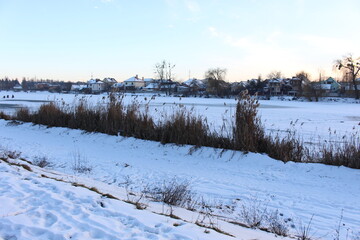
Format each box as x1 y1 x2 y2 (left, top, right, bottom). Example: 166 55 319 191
0 91 360 239
3 154 288 240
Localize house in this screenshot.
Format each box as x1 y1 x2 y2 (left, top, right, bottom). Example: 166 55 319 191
341 78 360 93
70 84 87 92
183 78 207 92
230 82 245 95
103 77 117 86
319 77 340 96
320 77 340 92
124 75 145 89
143 82 160 92
159 80 178 93
87 79 105 93
102 77 117 91
111 82 125 91
34 82 50 91
12 84 23 91
177 85 190 94
265 79 282 95
144 78 154 87
288 77 303 96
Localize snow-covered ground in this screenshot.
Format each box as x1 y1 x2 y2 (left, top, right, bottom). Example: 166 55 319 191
1 157 254 240
0 91 359 239
0 120 360 239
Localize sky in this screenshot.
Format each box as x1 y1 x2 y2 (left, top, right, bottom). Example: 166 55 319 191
1 0 360 82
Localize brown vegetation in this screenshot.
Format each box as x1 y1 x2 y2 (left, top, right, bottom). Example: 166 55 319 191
0 92 358 169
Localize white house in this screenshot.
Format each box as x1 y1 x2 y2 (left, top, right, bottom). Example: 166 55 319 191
70 84 87 92
111 82 125 91
12 84 23 91
144 78 154 87
103 77 117 85
143 82 159 92
88 79 105 93
124 75 145 89
183 78 207 91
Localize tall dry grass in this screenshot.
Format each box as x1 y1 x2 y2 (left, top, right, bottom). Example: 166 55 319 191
0 92 358 169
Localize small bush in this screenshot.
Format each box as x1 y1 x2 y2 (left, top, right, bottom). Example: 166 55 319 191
0 111 11 120
16 108 32 122
233 91 265 152
32 156 52 168
267 132 305 163
148 179 193 207
72 151 92 174
4 150 21 159
296 215 315 240
266 210 289 236
316 136 360 169
238 197 268 228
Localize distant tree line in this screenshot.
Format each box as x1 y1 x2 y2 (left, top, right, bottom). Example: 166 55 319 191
0 77 81 92
0 78 20 90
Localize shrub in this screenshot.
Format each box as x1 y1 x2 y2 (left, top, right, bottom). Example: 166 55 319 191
32 156 52 168
267 132 305 163
72 151 92 174
159 109 210 146
296 215 315 240
316 136 360 169
238 197 268 228
3 150 21 159
16 108 31 122
266 210 289 236
148 179 193 207
233 91 265 152
0 111 11 120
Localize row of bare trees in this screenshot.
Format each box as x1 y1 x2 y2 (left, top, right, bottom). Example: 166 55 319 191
335 54 360 99
154 55 360 99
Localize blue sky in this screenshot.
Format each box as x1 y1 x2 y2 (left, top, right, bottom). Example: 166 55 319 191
1 0 359 82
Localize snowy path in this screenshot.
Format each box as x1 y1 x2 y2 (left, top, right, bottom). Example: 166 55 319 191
0 120 359 239
1 160 241 240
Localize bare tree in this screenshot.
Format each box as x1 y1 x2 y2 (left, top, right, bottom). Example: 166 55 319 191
296 71 310 82
155 60 166 81
335 54 360 99
267 71 283 79
154 60 176 95
205 67 229 96
154 60 176 81
295 71 311 96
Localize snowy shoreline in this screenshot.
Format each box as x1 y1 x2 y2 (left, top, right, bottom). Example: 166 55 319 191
0 118 359 239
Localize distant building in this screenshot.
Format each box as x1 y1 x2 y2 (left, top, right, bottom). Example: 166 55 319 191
319 77 341 96
12 84 23 91
143 82 159 92
265 79 282 95
183 78 207 92
87 79 105 93
70 84 87 92
124 75 145 89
